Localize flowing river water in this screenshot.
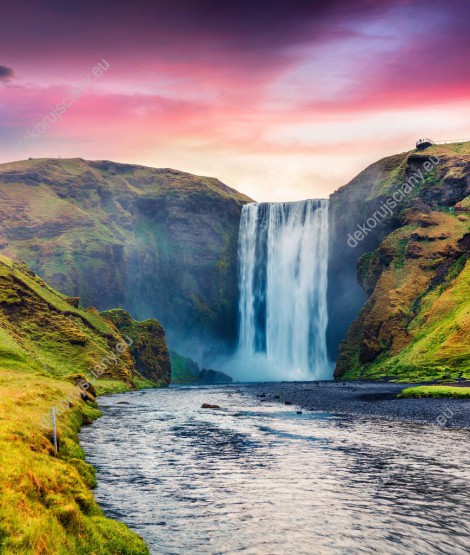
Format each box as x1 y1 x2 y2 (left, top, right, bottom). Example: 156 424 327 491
80 385 470 555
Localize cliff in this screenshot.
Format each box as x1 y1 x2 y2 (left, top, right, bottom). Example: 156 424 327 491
101 308 171 386
331 143 470 380
0 158 252 355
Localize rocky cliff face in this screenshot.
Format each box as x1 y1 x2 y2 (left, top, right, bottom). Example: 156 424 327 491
101 308 171 386
0 158 252 355
331 143 470 380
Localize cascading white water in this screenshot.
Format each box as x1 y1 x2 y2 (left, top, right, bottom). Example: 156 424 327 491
238 199 330 380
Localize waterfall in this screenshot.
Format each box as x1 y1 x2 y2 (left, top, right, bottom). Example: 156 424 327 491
237 199 330 380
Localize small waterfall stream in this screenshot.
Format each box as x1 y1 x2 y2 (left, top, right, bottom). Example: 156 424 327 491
238 199 330 380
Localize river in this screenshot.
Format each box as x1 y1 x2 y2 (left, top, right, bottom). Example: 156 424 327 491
80 385 470 555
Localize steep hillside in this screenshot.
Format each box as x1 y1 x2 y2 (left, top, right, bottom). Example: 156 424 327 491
0 254 150 387
0 158 252 354
0 254 152 553
328 143 470 359
332 143 470 380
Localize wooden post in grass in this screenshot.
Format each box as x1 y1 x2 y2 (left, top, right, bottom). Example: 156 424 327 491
52 407 58 453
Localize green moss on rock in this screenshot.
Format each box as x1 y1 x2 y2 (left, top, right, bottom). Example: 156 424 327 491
101 308 171 386
335 191 470 381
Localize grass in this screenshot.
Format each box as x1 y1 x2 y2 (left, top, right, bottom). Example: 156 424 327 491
0 255 153 553
0 369 149 554
398 385 470 399
0 256 136 383
393 238 409 269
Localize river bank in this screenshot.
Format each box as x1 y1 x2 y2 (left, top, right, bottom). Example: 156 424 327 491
0 255 162 553
0 369 149 554
2 374 469 553
243 381 470 429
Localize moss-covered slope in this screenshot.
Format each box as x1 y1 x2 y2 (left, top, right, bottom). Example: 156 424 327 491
101 308 171 386
333 143 470 381
0 255 151 553
0 158 252 352
328 142 470 360
0 255 147 386
0 370 149 555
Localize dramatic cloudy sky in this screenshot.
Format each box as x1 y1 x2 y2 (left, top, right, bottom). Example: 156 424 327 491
1 0 469 200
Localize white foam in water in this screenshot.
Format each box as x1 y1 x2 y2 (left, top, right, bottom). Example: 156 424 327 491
235 199 331 381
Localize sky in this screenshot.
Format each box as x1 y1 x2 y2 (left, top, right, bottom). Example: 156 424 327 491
1 0 469 201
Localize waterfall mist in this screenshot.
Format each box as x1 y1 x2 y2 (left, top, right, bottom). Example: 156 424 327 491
233 199 331 381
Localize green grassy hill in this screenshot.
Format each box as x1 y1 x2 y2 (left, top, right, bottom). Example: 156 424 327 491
0 254 156 553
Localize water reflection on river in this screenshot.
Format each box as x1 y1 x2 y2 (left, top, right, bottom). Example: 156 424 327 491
80 386 470 555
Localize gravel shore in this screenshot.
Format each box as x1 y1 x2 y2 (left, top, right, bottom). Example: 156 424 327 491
240 381 470 429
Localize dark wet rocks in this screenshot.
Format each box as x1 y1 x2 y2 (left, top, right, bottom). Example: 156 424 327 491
246 381 470 429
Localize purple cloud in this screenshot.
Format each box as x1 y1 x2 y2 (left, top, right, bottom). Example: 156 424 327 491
0 65 14 82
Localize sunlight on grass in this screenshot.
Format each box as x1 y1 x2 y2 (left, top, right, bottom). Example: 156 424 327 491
0 369 149 554
398 385 470 399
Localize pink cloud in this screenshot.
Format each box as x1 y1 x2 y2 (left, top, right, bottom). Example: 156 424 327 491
1 0 469 199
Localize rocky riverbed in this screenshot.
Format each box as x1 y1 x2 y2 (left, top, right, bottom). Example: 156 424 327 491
242 381 470 429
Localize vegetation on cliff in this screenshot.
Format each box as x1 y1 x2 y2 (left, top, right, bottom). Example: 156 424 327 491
334 143 470 381
169 350 233 384
0 255 151 553
101 308 171 387
0 158 252 353
169 350 201 383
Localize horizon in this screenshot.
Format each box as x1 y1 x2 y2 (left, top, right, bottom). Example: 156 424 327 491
1 0 469 202
3 139 468 204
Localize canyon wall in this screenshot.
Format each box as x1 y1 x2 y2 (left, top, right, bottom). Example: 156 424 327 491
329 143 470 380
0 158 252 356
